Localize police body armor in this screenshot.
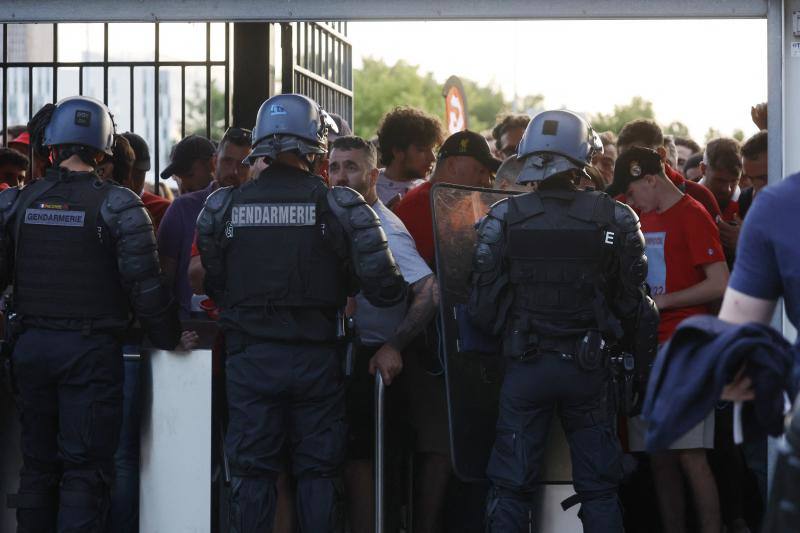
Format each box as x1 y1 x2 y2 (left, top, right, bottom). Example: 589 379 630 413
14 175 129 321
503 188 621 366
223 171 348 311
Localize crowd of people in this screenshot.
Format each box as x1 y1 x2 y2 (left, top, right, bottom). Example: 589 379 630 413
0 89 792 533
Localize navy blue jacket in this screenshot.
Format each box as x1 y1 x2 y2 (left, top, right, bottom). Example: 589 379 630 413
642 315 797 451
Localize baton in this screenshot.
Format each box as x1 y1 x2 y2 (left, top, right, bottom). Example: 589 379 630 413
375 371 385 533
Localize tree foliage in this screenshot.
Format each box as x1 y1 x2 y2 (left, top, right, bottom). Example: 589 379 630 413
353 57 542 139
589 96 655 134
663 121 690 138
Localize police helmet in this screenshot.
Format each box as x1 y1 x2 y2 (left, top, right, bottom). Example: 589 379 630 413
246 93 338 163
43 96 116 156
516 110 603 184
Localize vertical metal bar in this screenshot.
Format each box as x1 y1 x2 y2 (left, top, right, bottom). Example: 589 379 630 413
27 66 32 124
154 22 160 197
224 22 229 130
205 22 211 139
52 24 58 102
79 66 84 95
374 372 385 533
181 65 185 138
281 23 294 94
130 65 134 131
2 23 7 147
103 22 108 105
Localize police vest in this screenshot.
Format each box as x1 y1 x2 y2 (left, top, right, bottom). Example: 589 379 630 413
14 175 130 321
505 189 619 339
222 170 348 310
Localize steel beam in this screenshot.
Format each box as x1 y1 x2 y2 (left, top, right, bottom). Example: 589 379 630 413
0 0 768 22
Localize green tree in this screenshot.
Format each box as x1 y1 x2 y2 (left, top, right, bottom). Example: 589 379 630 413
353 57 543 139
589 96 655 134
732 129 745 142
663 121 690 138
185 81 227 142
704 127 723 144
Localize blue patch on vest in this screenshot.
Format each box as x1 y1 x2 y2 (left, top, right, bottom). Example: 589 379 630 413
24 208 86 227
230 203 316 227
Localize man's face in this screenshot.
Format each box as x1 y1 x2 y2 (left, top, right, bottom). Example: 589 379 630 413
395 143 436 180
442 155 493 188
742 152 768 194
592 144 617 185
498 126 526 159
214 141 251 188
625 176 658 213
0 164 25 188
175 158 214 194
676 145 694 170
130 168 146 195
329 148 375 197
702 163 740 207
685 165 703 182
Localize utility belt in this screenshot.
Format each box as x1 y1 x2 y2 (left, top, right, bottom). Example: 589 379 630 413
505 323 607 372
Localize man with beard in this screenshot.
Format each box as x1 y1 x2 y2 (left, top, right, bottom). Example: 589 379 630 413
375 107 443 208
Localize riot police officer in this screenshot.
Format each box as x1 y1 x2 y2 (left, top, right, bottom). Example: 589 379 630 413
468 110 658 532
1 96 181 532
196 93 407 533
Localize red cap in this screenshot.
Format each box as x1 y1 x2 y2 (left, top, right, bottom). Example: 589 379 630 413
9 131 30 146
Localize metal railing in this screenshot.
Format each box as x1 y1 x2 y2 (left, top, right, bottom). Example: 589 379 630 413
0 22 231 194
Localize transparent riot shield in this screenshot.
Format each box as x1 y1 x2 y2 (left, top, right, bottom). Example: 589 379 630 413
430 183 573 492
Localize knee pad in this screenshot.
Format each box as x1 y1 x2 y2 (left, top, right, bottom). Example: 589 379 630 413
228 476 278 533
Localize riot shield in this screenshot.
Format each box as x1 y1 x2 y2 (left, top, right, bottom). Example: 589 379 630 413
431 183 573 487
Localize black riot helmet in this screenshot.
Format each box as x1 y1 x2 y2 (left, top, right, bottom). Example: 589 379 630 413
246 93 338 165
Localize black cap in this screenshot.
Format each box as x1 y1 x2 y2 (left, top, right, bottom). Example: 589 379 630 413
606 146 663 196
438 130 502 173
121 132 151 171
160 134 215 179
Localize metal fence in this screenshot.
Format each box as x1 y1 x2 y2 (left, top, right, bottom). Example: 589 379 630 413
284 21 353 126
0 22 231 192
1 20 352 193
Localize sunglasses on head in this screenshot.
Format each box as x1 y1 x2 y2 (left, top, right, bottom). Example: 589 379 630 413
222 127 252 144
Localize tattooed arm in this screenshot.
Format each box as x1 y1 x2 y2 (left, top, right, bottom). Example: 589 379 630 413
369 273 440 385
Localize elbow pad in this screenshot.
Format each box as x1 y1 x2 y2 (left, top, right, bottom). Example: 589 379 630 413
102 186 160 282
327 186 407 307
0 187 20 289
196 186 233 301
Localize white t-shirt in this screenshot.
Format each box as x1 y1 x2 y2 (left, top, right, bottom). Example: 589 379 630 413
354 199 432 345
375 169 426 206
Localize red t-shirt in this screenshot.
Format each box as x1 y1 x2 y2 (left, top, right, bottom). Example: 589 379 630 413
640 195 725 343
664 165 721 220
394 181 435 266
719 199 739 222
141 190 171 231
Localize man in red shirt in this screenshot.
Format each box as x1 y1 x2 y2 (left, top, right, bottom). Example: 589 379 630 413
121 132 172 230
609 119 721 220
699 138 743 260
394 130 500 533
395 130 500 265
616 146 729 533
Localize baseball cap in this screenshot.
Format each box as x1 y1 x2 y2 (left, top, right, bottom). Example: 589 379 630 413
121 132 151 171
9 131 30 147
606 146 663 196
160 134 215 179
438 130 502 173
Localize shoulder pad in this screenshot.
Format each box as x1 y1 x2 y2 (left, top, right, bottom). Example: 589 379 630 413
0 186 20 213
477 211 505 244
105 185 143 214
204 185 234 212
329 186 367 208
613 201 641 232
487 197 510 220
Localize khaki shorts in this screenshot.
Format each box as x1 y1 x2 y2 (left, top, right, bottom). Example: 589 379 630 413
627 411 715 452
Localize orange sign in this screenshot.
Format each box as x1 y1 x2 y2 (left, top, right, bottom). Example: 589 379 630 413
443 76 468 134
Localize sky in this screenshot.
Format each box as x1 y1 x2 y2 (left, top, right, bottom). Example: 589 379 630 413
348 19 768 142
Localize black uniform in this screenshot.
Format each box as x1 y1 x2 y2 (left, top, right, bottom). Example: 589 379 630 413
0 167 180 532
469 186 658 532
196 162 406 533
